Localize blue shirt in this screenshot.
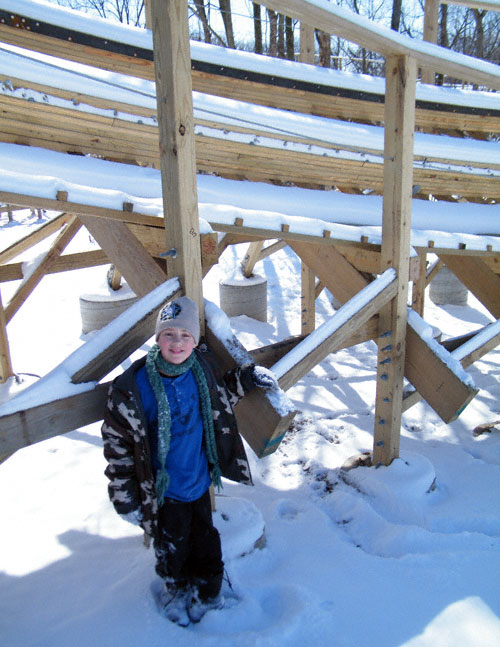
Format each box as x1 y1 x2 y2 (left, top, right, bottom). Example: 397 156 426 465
135 365 211 502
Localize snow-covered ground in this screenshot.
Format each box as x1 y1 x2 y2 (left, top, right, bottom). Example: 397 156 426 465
1 211 500 646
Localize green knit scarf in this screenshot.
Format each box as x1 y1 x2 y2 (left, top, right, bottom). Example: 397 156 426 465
146 344 222 505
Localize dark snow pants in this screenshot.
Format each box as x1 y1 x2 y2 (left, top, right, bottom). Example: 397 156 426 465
153 489 223 600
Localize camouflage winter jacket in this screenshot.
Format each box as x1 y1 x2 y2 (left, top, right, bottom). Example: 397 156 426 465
101 342 254 541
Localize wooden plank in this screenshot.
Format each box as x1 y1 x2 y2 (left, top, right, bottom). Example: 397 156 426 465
299 23 315 64
411 250 427 316
421 0 439 85
204 322 296 457
249 318 379 367
0 212 72 265
438 254 500 318
373 55 417 466
78 215 167 297
276 270 398 391
241 241 264 278
255 0 500 89
0 250 109 283
0 191 160 228
5 216 81 323
150 0 203 319
289 240 369 304
0 383 109 456
71 284 182 384
301 261 316 335
1 14 500 136
0 289 13 382
404 320 478 421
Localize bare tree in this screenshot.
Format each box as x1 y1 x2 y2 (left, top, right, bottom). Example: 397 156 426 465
391 0 403 31
192 0 211 44
268 9 278 57
54 0 146 26
253 2 263 55
316 30 331 68
219 0 235 48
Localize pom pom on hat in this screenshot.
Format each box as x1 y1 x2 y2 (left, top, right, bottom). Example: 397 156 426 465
155 296 200 344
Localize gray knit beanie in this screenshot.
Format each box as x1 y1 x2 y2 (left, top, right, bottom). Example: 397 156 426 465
155 296 200 344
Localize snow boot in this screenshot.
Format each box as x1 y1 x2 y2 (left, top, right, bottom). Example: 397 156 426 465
152 582 190 627
187 591 225 623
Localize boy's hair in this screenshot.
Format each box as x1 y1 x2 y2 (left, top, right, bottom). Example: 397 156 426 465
155 296 200 344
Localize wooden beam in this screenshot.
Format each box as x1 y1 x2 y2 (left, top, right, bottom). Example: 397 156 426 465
5 216 81 323
290 241 369 305
0 290 13 382
299 23 315 64
78 216 167 297
301 261 316 335
241 241 265 278
438 254 500 318
254 0 500 89
373 55 417 466
204 322 296 457
411 250 427 316
0 383 109 456
71 287 182 384
0 191 160 228
150 0 203 322
276 269 398 391
421 0 440 85
0 212 72 265
403 315 479 420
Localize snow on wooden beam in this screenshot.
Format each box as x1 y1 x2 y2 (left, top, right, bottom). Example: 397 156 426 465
204 301 296 458
272 268 398 391
403 318 500 413
256 0 500 89
404 310 478 422
0 279 181 455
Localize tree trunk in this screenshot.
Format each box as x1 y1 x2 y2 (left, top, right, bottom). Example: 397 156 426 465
268 9 278 57
285 16 294 60
219 0 235 49
473 9 486 60
193 0 211 43
316 30 331 68
278 14 285 58
391 0 402 32
253 3 263 54
436 3 448 85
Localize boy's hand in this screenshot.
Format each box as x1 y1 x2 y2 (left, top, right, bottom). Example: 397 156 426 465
251 366 280 391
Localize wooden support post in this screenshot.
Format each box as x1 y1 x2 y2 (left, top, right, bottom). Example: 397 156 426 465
422 0 439 85
411 250 426 316
5 217 81 323
241 241 264 278
144 0 152 29
150 0 204 329
301 261 316 335
299 23 315 64
0 289 13 383
373 55 417 466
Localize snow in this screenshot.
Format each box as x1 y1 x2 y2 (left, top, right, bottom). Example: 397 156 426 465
1 2 500 644
1 213 500 646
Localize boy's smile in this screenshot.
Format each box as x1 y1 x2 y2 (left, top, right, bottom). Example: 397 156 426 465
158 327 197 364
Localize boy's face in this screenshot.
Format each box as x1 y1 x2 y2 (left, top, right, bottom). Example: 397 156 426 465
158 327 197 364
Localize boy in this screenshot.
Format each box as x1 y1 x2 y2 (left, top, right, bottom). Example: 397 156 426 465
101 296 277 626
